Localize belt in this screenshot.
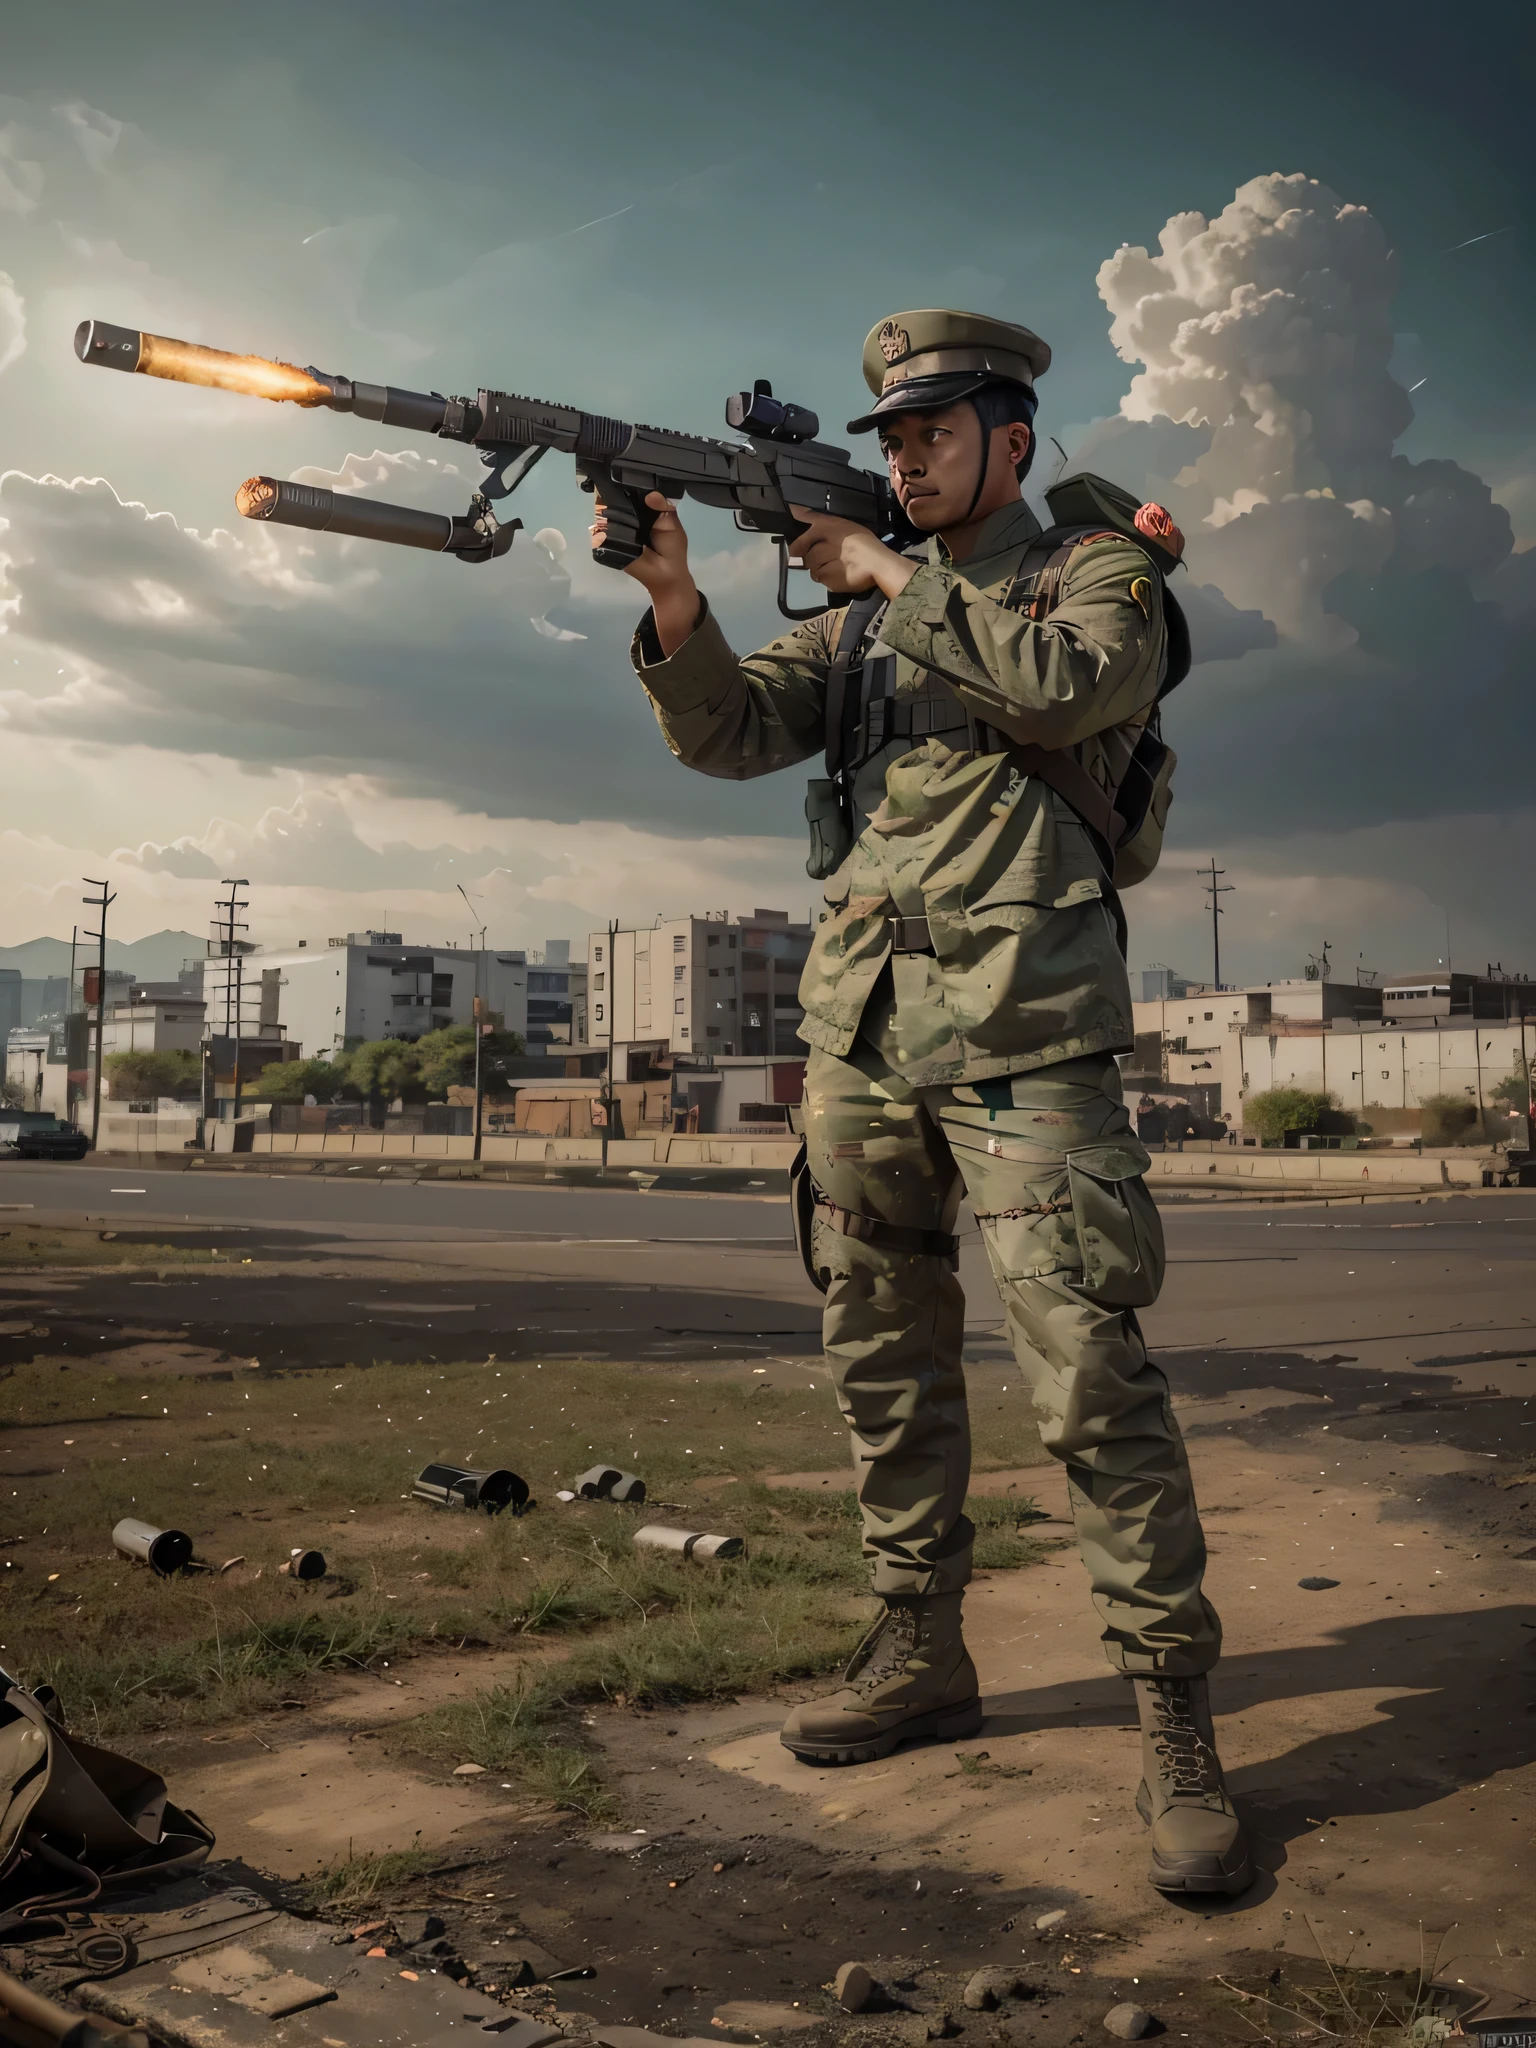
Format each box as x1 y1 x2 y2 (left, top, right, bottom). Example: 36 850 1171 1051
888 914 934 955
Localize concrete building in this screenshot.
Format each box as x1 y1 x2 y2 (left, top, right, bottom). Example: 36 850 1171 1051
525 942 583 1053
100 992 207 1057
1236 1016 1535 1138
4 1028 70 1118
588 909 811 1059
199 931 530 1060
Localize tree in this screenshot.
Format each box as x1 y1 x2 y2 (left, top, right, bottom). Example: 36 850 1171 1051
1243 1087 1340 1144
248 1057 351 1105
414 1022 526 1097
1419 1093 1482 1146
1489 1068 1533 1117
103 1048 201 1101
341 1038 424 1111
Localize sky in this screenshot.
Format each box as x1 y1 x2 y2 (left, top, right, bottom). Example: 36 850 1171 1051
1 0 1533 990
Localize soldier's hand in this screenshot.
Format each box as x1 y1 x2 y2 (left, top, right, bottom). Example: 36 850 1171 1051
590 491 691 594
592 491 702 659
788 509 917 600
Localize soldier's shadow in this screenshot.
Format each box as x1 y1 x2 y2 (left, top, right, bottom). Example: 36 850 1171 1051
978 1604 1536 1892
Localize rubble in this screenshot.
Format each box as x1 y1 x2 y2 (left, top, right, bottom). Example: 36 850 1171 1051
963 1969 1023 2011
834 1962 879 2013
1103 2003 1153 2040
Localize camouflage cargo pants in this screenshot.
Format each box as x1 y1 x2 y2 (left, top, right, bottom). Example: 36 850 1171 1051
803 1040 1221 1676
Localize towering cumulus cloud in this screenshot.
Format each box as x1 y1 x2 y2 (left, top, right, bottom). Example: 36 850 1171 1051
1093 174 1513 647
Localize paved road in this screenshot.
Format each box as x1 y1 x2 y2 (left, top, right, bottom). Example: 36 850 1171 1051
0 1159 791 1242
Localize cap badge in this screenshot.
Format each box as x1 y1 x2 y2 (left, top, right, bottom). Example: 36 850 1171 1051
877 319 910 365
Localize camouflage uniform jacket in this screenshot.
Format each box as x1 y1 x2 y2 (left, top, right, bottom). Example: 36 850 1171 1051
629 498 1167 1085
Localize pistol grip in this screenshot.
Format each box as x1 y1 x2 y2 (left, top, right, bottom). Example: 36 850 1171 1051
579 463 656 568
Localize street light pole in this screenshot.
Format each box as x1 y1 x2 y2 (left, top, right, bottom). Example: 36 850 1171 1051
456 885 488 1163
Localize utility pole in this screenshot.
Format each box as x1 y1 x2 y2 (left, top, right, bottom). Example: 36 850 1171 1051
457 884 488 1163
1198 858 1233 991
81 878 115 1149
215 880 249 1122
602 918 618 1175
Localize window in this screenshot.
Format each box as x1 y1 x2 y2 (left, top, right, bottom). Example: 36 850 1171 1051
593 972 605 992
1203 1011 1213 1020
1381 1070 1391 1079
707 933 719 947
674 997 685 1013
594 945 603 964
709 968 719 978
674 964 684 980
706 1026 720 1037
673 935 685 952
594 1003 604 1022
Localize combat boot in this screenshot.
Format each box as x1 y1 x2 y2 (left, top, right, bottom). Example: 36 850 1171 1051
780 1593 982 1765
1132 1675 1254 1895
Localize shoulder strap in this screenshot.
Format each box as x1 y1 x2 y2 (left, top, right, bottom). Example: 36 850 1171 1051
824 591 887 782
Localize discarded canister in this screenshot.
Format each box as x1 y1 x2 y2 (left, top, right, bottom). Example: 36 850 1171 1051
412 1463 530 1515
280 1548 327 1580
574 1465 647 1504
112 1517 194 1575
633 1524 744 1562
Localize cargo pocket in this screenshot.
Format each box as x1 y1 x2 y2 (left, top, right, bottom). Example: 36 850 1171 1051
1063 1140 1164 1308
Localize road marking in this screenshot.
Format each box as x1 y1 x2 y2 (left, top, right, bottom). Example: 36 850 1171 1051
110 1188 147 1195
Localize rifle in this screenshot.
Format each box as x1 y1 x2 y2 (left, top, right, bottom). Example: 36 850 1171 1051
75 319 913 620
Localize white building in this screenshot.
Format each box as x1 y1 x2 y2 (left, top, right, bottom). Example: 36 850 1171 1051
200 932 528 1061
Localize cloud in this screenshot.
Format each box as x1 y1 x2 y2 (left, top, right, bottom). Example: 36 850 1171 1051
0 126 42 215
1092 174 1513 646
0 273 22 376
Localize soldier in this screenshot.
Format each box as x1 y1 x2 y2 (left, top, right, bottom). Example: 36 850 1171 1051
592 310 1252 1897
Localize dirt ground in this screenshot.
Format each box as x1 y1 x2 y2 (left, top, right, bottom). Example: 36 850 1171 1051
3 1186 1535 2041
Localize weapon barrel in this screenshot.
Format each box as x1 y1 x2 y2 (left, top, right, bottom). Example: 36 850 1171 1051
0 1965 147 2048
236 476 459 552
74 318 449 431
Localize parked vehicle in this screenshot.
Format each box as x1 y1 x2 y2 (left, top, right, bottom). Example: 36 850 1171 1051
0 1112 90 1160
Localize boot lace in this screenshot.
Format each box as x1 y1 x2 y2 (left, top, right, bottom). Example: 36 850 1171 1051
1145 1681 1222 1800
847 1606 918 1694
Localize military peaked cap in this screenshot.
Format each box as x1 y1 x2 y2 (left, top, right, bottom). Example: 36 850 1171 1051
847 308 1052 433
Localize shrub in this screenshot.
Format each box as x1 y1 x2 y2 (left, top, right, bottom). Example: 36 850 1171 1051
1419 1093 1481 1146
1243 1087 1339 1144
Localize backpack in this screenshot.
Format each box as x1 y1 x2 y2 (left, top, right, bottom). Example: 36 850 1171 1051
805 471 1190 888
0 1680 214 1941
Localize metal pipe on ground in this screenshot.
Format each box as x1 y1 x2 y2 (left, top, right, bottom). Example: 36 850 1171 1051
633 1525 745 1562
111 1519 193 1575
412 1463 530 1515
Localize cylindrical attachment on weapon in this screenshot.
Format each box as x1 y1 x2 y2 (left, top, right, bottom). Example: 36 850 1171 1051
0 1961 150 2048
75 319 334 406
412 1463 530 1515
633 1525 745 1562
112 1518 194 1576
280 1548 327 1580
237 477 457 552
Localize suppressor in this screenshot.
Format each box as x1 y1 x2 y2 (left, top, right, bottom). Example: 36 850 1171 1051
236 476 472 553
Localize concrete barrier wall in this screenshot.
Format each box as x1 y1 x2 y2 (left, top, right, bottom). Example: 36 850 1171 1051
231 1128 800 1170
1149 1149 1453 1186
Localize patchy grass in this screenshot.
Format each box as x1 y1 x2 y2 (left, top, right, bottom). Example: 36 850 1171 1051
2 1349 1053 1813
0 1225 222 1271
301 1845 442 1916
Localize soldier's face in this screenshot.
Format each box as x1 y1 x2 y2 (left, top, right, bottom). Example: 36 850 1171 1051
878 404 1030 529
